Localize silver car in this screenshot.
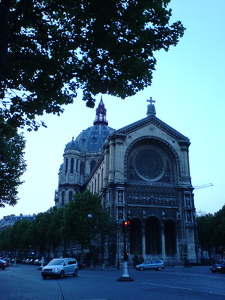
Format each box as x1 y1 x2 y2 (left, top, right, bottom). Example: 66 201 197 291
135 259 164 271
41 257 78 279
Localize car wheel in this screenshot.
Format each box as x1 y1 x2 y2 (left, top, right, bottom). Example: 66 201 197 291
140 267 144 271
59 271 64 279
157 267 162 271
211 270 216 273
2 267 5 270
73 269 78 277
42 275 47 279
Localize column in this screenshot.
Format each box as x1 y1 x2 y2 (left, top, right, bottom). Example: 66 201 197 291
161 222 166 259
142 222 146 256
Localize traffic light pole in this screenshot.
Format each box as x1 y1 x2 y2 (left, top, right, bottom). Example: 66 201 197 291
117 221 134 282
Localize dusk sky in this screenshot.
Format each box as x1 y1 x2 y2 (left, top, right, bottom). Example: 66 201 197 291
1 0 224 219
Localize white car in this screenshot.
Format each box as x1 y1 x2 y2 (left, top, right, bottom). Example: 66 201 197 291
41 257 78 279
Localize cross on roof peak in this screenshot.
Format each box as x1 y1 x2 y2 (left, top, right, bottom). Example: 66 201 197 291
146 97 156 116
147 97 156 104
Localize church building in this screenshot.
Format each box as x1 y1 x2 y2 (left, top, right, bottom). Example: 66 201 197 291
55 98 198 264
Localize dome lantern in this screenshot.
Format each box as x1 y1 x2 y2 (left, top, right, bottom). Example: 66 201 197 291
93 96 108 125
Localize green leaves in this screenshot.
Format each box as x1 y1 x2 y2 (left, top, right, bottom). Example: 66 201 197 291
0 0 185 209
0 191 111 257
0 119 26 207
197 205 225 255
64 190 111 248
1 0 185 132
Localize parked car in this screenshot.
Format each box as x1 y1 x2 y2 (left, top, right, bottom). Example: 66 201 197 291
33 259 41 265
210 260 225 273
41 257 78 279
0 259 9 270
135 259 164 271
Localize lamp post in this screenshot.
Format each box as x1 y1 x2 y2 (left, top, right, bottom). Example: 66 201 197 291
117 221 134 281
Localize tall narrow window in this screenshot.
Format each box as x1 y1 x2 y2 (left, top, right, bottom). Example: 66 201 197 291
65 158 68 173
76 159 79 172
70 158 74 173
80 162 85 175
69 191 73 202
62 191 65 206
98 173 100 192
90 160 96 173
101 168 104 188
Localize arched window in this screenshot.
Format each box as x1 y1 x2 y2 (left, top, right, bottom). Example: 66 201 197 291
62 191 65 206
69 191 73 202
70 158 74 173
80 162 85 175
101 168 104 188
65 158 68 173
98 173 100 192
90 160 96 173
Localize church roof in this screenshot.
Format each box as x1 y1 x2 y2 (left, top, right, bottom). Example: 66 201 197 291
65 98 114 153
65 137 80 151
116 99 190 144
75 124 113 153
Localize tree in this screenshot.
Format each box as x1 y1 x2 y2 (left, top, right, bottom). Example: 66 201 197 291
63 190 111 260
197 214 215 257
46 206 65 255
0 0 185 132
0 0 185 209
8 219 33 254
0 119 26 207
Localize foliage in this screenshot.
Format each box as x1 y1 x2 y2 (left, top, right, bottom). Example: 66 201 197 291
64 190 111 249
0 0 185 209
197 205 225 257
0 0 185 132
0 191 111 258
0 119 26 207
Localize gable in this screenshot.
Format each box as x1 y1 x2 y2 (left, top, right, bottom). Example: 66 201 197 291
116 115 190 145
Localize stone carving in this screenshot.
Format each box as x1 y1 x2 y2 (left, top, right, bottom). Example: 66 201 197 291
185 194 191 206
127 194 177 207
118 208 123 220
118 190 123 203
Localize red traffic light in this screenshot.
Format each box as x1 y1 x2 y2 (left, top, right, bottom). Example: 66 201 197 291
123 221 131 232
123 221 130 227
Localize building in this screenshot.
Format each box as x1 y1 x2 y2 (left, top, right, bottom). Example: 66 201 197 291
0 214 36 231
55 98 198 264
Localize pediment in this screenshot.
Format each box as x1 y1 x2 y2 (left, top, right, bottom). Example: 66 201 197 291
116 115 190 144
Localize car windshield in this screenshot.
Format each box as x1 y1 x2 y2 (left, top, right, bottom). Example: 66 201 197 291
48 259 64 266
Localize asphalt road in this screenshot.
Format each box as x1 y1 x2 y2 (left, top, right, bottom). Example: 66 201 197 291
0 264 225 300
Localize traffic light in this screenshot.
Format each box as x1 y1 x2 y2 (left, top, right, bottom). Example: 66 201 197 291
123 220 130 232
124 252 129 261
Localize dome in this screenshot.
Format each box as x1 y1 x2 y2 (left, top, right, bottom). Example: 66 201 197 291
64 98 114 154
65 137 80 151
75 124 113 153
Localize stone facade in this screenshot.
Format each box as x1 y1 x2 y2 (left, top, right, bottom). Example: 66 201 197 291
55 98 198 264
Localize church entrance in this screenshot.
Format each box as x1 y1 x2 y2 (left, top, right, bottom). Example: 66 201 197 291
165 219 176 256
130 218 142 255
145 216 161 255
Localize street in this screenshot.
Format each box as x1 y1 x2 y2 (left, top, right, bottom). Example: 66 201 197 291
0 264 225 300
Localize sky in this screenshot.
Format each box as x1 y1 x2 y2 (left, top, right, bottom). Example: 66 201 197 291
1 0 225 219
